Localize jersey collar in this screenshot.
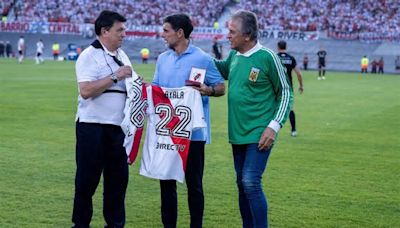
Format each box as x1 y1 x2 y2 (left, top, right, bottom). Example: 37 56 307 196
170 43 195 57
236 42 262 57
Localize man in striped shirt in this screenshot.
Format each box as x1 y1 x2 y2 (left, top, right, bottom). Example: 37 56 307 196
214 10 292 228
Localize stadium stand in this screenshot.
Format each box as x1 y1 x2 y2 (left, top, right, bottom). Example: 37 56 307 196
1 32 400 74
8 0 399 38
1 0 14 18
1 0 400 73
236 0 399 32
11 0 230 27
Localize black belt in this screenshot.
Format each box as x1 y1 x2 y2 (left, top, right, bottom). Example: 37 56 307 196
103 89 127 95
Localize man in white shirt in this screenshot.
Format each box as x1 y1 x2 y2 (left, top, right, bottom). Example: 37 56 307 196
72 10 133 228
35 39 44 64
17 35 25 63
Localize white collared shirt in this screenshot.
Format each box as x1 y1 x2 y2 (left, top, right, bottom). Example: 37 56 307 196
75 43 132 125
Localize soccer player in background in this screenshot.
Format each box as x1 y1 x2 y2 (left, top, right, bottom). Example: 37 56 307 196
317 46 327 80
371 59 378 73
378 57 384 74
5 41 12 58
214 10 292 228
17 35 25 63
212 36 223 60
0 40 4 57
303 53 308 70
277 40 304 137
153 13 225 228
35 39 44 64
395 56 400 70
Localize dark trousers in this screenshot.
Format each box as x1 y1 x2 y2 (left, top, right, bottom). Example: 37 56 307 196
289 110 296 132
72 122 129 228
160 141 205 228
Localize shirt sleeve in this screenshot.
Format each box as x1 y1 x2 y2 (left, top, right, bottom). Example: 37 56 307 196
204 57 224 86
152 59 160 86
266 51 293 131
213 51 234 80
76 51 99 83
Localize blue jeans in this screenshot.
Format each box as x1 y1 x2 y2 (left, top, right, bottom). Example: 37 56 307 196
232 143 272 228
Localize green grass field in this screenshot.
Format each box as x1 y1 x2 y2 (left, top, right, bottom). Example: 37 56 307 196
0 59 399 227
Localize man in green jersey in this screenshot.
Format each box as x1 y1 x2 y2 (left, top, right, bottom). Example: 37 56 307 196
214 10 292 228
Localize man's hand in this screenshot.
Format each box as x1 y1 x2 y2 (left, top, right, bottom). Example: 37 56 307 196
299 86 304 94
192 83 213 96
192 83 225 97
116 66 132 80
258 127 276 150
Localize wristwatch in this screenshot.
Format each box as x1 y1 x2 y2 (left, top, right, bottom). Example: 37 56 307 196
210 86 216 96
110 73 118 83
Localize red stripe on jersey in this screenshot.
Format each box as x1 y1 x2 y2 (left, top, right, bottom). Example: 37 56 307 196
152 85 190 171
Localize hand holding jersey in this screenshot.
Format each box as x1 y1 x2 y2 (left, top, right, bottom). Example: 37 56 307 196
140 86 206 183
121 71 147 164
192 83 216 96
121 84 207 182
115 65 133 81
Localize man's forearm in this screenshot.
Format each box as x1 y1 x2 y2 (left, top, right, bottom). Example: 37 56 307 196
211 83 225 97
79 76 114 99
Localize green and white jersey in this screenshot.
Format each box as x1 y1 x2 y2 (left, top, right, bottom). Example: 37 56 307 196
215 43 293 144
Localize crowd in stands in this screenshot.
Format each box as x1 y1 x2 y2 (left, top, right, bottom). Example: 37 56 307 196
4 0 400 42
237 0 325 31
328 0 399 34
12 0 229 27
237 0 399 34
1 0 14 18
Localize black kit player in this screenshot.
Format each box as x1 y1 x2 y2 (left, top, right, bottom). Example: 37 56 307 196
277 40 304 137
317 46 327 80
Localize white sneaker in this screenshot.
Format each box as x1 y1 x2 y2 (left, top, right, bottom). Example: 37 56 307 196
318 77 322 80
291 131 297 137
322 76 326 80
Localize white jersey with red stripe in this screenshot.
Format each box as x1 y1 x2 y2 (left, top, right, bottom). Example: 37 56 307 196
121 73 147 164
140 85 206 183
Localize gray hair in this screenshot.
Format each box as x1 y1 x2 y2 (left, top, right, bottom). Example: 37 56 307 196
231 10 258 41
